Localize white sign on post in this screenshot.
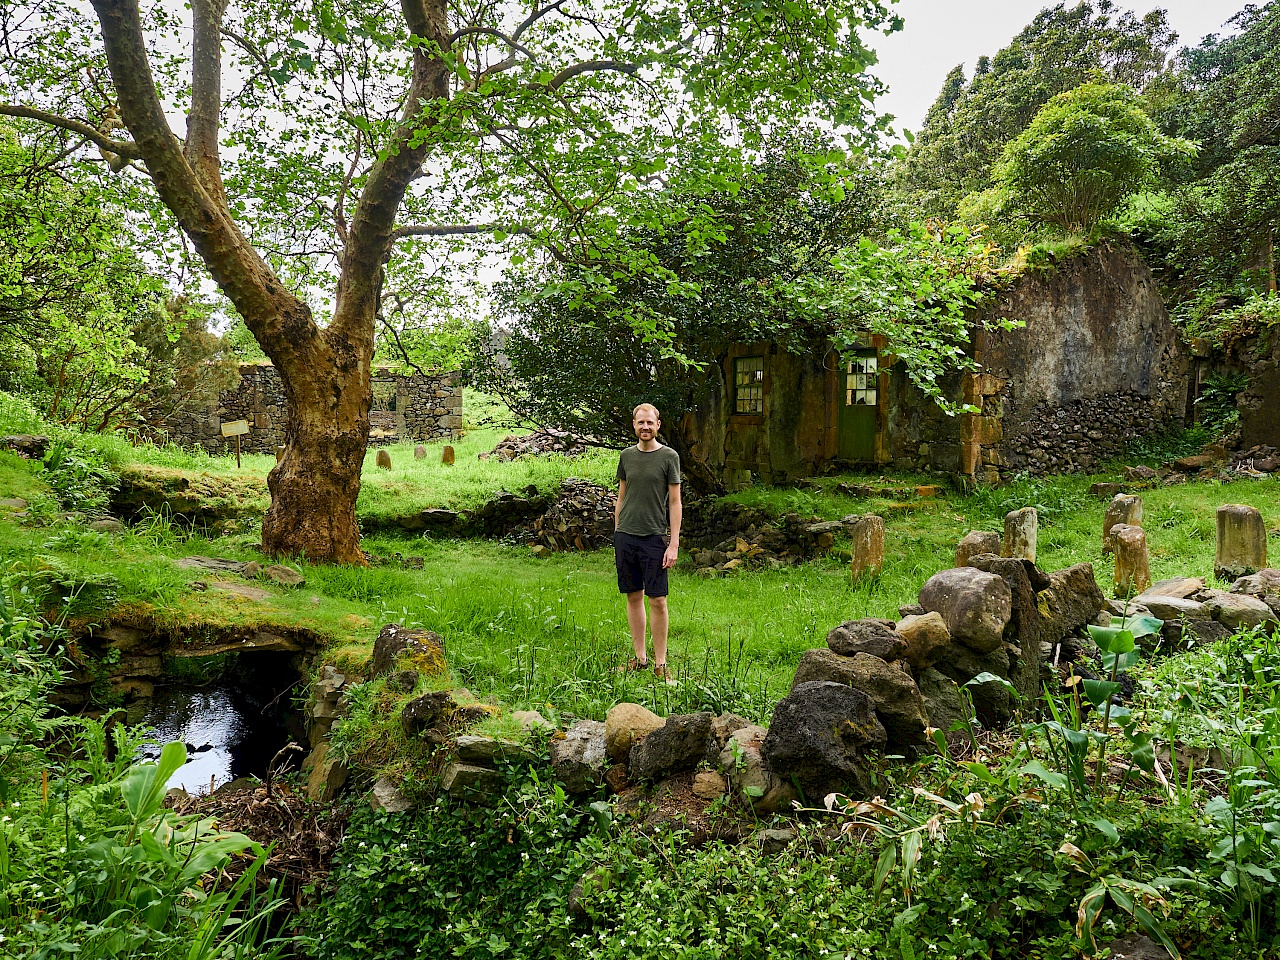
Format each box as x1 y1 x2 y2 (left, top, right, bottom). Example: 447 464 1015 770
220 419 250 438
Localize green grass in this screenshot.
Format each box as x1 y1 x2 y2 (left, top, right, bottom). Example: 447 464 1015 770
3 416 1280 733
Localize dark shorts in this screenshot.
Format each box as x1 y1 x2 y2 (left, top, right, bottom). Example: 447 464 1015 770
614 531 669 597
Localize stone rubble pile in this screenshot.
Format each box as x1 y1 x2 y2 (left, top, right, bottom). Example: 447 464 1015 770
478 427 590 461
510 478 616 553
688 516 855 576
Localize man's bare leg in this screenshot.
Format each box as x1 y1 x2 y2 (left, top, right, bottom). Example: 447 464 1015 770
626 590 648 663
648 595 668 667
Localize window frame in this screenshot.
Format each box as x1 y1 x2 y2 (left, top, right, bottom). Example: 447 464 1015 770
732 354 766 416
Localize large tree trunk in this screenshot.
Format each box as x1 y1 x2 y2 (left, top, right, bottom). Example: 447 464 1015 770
264 326 372 563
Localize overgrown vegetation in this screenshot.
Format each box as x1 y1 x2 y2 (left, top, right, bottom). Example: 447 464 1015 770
0 589 287 959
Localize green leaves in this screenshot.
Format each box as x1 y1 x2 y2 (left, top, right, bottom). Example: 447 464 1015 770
993 82 1197 235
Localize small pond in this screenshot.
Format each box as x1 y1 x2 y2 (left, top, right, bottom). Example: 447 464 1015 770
134 653 307 793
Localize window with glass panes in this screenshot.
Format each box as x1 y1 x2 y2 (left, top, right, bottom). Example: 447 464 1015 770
733 356 765 414
845 354 877 406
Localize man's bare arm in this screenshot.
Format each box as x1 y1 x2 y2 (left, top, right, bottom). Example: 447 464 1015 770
615 479 627 527
663 483 682 568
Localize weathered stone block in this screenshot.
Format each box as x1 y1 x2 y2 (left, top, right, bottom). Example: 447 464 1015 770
1003 507 1037 563
1102 494 1143 555
850 515 884 580
1113 525 1151 596
918 567 1012 654
1216 504 1268 581
955 530 1001 568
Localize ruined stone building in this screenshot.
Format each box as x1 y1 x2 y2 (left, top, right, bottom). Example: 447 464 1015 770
680 243 1191 487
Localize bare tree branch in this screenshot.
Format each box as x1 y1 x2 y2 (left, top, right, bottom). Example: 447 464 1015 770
544 59 638 90
389 222 532 240
186 0 229 205
0 103 143 159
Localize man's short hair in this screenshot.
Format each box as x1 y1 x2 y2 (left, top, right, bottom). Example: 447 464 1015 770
632 403 660 420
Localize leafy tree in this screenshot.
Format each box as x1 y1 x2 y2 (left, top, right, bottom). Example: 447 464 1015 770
1139 3 1280 303
789 221 1018 410
992 82 1195 235
0 124 226 432
0 0 898 562
476 143 882 491
895 1 1178 217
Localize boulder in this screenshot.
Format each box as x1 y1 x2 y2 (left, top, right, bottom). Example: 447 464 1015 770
1202 590 1278 632
954 531 1001 568
262 564 305 588
898 603 926 618
89 518 125 533
370 776 413 813
605 703 664 762
850 515 885 579
401 690 457 737
717 724 795 814
1216 504 1268 581
1229 569 1280 616
1122 465 1158 482
1038 563 1105 644
1112 525 1152 596
371 623 447 678
1 434 49 458
895 612 951 669
825 619 906 661
1003 507 1038 563
511 709 555 733
303 742 348 801
754 828 798 855
843 654 929 753
692 771 728 800
791 649 926 750
441 762 503 801
1088 483 1129 499
1138 595 1210 622
710 712 753 749
916 668 964 733
550 720 607 793
761 681 886 801
629 712 714 782
931 644 1014 727
414 444 427 460
791 648 866 691
456 735 537 764
1139 577 1205 600
918 567 1012 654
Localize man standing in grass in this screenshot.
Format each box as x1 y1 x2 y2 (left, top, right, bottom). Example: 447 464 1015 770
614 403 682 681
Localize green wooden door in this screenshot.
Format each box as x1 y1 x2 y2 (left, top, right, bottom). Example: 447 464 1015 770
837 349 878 461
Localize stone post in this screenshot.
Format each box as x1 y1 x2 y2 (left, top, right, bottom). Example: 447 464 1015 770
275 445 286 463
442 445 455 465
955 530 1002 568
1102 494 1143 555
1003 507 1038 563
1113 524 1152 596
376 449 392 470
850 515 885 581
1216 504 1268 581
414 444 427 460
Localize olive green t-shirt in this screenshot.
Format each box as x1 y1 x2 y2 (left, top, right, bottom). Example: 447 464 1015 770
616 445 681 537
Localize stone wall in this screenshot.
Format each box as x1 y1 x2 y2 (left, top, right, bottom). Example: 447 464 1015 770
888 242 1189 480
149 363 463 455
1236 330 1280 449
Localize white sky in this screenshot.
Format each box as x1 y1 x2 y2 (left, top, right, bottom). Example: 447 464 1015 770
871 0 1247 137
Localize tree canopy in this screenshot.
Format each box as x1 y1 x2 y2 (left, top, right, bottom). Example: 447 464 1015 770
894 1 1178 217
992 82 1194 236
0 0 901 561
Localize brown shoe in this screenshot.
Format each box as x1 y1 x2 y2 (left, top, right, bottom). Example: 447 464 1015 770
653 663 673 682
618 656 648 674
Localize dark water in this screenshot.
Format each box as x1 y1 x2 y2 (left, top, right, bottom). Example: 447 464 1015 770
136 656 306 793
